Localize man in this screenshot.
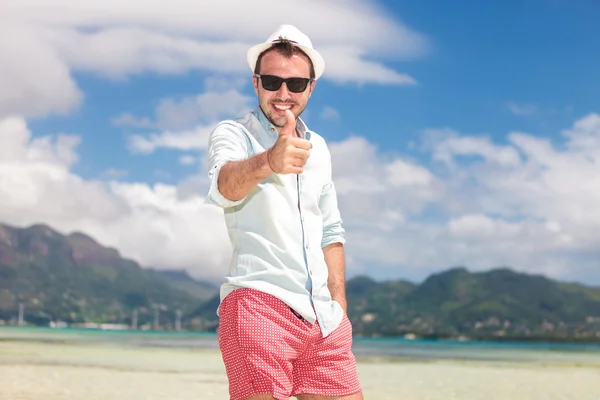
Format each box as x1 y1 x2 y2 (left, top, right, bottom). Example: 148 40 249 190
205 24 363 400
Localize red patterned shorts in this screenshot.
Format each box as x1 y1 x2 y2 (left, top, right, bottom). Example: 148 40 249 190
217 288 362 400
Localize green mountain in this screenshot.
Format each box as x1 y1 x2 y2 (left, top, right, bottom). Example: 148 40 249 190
149 268 218 302
2 221 600 342
0 222 216 329
347 267 600 341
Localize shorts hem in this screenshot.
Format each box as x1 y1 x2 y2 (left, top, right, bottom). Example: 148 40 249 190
291 386 362 398
230 391 288 400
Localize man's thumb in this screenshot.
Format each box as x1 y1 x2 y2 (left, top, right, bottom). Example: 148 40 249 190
279 109 296 136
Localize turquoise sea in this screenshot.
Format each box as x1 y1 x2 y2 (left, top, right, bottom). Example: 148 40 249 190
2 326 600 366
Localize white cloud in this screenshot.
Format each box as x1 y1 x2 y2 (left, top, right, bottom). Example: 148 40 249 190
320 45 417 85
329 136 442 239
3 111 600 284
320 113 600 284
153 90 254 130
433 117 600 237
0 22 83 119
426 114 600 279
114 89 254 131
99 168 129 180
428 129 522 168
127 125 214 154
0 0 427 119
204 75 248 92
111 113 153 128
385 159 434 187
49 27 249 79
179 155 197 166
563 112 600 153
448 214 523 239
117 89 255 155
321 106 340 121
507 101 538 116
0 116 231 283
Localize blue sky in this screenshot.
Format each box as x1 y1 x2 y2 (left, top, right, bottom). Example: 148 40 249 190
2 0 600 285
27 0 600 178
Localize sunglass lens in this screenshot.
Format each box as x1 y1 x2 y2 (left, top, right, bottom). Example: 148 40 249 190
286 78 309 93
259 75 310 93
261 75 283 91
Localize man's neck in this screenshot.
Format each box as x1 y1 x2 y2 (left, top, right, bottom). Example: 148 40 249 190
257 105 300 137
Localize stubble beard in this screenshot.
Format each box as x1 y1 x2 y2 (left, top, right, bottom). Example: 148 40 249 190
261 102 306 128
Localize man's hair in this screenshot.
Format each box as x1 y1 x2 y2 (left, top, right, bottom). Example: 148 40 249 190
254 37 315 79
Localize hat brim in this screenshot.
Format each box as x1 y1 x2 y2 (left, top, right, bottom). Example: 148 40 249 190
247 42 325 80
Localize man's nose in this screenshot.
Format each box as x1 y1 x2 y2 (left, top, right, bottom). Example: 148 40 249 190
276 82 291 97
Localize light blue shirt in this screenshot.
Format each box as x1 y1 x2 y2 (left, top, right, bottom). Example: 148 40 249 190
205 107 345 337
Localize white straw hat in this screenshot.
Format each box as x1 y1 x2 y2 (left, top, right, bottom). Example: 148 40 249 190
247 24 325 80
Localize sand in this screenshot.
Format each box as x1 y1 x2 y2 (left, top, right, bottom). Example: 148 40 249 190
1 338 600 400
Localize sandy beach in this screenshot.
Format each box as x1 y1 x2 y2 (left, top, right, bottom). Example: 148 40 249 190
1 334 600 400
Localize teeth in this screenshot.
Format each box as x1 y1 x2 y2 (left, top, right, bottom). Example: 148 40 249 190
274 104 291 110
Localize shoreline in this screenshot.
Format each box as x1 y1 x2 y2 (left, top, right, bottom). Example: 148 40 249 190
2 325 600 368
2 335 600 369
3 325 600 346
2 338 600 400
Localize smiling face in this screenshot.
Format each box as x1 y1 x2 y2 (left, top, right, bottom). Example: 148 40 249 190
252 47 316 130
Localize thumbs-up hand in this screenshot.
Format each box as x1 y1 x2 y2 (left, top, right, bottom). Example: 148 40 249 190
267 109 312 174
278 108 297 137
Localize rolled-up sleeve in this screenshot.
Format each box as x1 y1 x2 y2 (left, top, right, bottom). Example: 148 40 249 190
319 146 346 247
204 123 249 208
320 181 346 247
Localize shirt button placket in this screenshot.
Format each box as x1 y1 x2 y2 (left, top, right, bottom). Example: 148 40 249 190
298 174 312 299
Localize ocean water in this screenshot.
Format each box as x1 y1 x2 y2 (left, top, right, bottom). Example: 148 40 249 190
2 326 600 366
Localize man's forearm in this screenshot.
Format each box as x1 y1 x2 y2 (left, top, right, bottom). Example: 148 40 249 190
323 242 347 313
217 151 272 201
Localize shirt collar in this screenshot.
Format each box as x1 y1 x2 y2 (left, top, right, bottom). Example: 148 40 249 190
252 106 311 140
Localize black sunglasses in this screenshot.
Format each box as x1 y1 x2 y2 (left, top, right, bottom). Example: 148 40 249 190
254 74 314 93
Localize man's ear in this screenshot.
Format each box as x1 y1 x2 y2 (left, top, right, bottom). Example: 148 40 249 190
252 75 259 96
308 80 316 96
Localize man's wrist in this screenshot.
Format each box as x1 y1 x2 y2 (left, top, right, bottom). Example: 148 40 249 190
334 296 347 313
265 149 275 173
